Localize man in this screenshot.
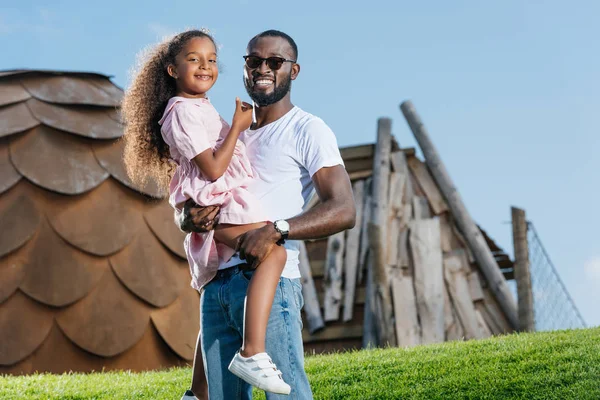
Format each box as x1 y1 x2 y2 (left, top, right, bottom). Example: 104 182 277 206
180 29 356 400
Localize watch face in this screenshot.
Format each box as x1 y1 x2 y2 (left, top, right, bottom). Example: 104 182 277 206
276 220 290 232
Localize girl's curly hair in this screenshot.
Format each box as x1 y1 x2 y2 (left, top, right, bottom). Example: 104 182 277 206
121 28 217 193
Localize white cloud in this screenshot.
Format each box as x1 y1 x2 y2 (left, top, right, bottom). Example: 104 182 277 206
0 8 60 35
584 256 600 281
148 23 176 40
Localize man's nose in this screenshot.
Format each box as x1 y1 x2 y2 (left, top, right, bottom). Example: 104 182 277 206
256 59 271 73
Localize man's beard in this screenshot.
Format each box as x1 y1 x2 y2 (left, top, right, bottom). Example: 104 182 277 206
244 72 292 106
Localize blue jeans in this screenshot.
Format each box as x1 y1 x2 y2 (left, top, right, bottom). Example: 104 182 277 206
200 265 313 400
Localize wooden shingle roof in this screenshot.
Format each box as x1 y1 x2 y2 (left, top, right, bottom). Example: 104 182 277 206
0 70 197 375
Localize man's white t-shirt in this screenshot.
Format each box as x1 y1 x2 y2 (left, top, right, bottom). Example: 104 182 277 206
220 106 345 278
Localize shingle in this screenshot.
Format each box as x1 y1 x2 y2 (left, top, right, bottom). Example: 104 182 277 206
144 200 187 259
0 80 31 107
0 249 26 304
56 270 151 358
26 98 122 139
9 125 109 195
93 139 164 198
19 221 108 307
0 139 22 194
0 291 54 365
151 280 200 361
0 102 39 137
0 182 41 258
20 75 122 107
47 179 143 256
110 227 182 308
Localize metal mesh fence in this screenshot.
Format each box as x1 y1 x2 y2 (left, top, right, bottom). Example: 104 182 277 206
528 222 586 331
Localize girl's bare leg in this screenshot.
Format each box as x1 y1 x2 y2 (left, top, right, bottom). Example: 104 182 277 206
215 223 287 357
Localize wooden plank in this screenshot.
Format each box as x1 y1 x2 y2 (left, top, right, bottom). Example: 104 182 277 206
387 173 403 267
323 231 345 321
397 202 412 269
343 181 365 322
400 101 518 329
412 196 431 219
406 156 449 215
451 225 476 263
467 271 485 302
368 222 396 346
439 213 454 253
388 152 410 267
303 324 363 343
340 144 374 160
298 241 325 334
409 218 444 344
362 256 377 348
348 170 372 181
357 184 372 284
475 308 493 338
344 158 373 174
443 285 464 341
340 144 416 162
482 289 513 334
318 286 366 307
443 249 485 340
391 274 420 347
475 302 502 335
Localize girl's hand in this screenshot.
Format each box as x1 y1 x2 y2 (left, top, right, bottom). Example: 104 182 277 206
231 97 253 131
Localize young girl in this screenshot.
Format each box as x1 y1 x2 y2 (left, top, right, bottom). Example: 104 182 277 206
121 29 291 395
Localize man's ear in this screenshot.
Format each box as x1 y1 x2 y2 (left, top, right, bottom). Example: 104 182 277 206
291 63 300 80
167 64 178 79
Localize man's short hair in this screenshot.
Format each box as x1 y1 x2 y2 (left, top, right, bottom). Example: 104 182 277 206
249 30 298 60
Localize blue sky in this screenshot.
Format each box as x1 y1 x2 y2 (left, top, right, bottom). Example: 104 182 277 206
1 1 598 327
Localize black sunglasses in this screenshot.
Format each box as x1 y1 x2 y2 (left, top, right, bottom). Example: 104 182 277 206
243 55 296 70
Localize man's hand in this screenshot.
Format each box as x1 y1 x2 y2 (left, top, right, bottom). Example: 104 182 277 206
177 199 221 233
236 224 281 269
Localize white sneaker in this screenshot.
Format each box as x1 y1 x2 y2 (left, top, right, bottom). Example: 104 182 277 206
180 389 197 399
228 351 291 395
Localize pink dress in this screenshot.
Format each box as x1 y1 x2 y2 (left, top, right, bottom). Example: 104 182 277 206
159 96 266 290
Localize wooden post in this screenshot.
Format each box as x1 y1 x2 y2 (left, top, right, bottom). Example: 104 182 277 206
324 231 345 321
363 117 395 347
343 180 365 322
298 241 325 334
511 206 534 332
372 118 392 238
362 256 377 348
400 100 519 329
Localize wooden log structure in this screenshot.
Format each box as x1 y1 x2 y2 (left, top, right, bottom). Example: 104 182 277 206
400 100 519 330
298 105 519 355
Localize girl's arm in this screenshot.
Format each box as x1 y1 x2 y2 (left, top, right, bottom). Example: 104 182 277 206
192 98 253 181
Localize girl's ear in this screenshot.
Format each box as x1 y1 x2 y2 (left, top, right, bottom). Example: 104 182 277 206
167 64 178 79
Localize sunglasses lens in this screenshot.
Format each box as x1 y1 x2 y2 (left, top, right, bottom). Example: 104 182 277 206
266 57 284 70
244 56 261 69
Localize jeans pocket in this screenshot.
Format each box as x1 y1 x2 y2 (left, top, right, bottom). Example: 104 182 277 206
291 279 304 308
239 269 254 283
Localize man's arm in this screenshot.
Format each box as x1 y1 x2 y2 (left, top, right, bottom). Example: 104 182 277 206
236 165 356 264
288 165 356 240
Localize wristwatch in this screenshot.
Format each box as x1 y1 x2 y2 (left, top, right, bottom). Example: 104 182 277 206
273 219 290 246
